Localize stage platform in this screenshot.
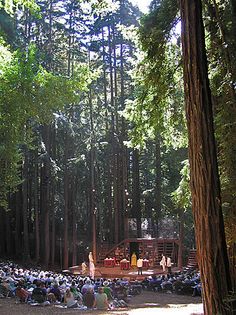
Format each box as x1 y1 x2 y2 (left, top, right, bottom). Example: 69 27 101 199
68 265 179 281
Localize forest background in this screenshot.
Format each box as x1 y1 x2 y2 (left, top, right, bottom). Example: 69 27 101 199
0 0 235 288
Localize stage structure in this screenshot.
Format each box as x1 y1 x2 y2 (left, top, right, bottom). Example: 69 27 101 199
97 237 180 268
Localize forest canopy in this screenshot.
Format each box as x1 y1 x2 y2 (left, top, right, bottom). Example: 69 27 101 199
0 2 235 305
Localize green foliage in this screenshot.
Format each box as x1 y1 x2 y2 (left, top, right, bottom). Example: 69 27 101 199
123 0 191 236
0 43 91 206
0 0 38 15
171 159 191 210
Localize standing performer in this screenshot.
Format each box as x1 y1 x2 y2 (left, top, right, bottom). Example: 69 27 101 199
88 252 95 279
160 254 166 272
137 256 143 275
166 256 172 273
131 252 137 268
81 261 87 275
89 251 94 263
89 261 95 279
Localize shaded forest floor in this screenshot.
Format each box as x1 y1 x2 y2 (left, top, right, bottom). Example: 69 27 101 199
0 291 203 315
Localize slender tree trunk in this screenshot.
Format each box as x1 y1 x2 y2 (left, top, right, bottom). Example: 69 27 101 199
132 149 142 237
63 132 69 270
72 186 77 266
155 135 161 238
6 196 12 256
22 154 30 260
0 207 6 256
41 125 50 267
180 1 232 313
177 209 184 270
50 127 56 267
15 190 22 258
34 160 40 262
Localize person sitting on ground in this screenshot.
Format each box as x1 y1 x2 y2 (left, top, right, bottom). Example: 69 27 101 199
150 275 162 292
31 280 47 304
48 282 61 302
15 282 30 302
102 280 113 301
70 281 83 302
161 276 173 293
64 288 78 308
83 287 95 309
81 278 93 295
93 286 109 310
0 279 12 297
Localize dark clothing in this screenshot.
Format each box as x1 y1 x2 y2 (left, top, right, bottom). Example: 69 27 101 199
49 286 61 301
83 291 95 308
138 267 142 275
32 287 46 303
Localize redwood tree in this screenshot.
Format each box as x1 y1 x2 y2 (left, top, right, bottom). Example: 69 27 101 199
180 0 232 313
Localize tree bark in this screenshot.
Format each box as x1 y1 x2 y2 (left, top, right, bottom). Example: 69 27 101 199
155 135 162 237
41 125 50 268
63 131 69 270
15 190 22 258
34 160 40 262
0 207 6 256
132 149 142 237
180 1 232 313
177 209 184 270
22 153 30 260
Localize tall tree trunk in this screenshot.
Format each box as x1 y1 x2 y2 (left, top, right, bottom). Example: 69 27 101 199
22 154 30 260
6 196 12 256
34 159 40 262
0 207 6 256
41 125 50 267
132 149 142 237
72 182 77 266
155 135 162 238
63 132 69 270
15 190 22 258
180 1 232 313
177 209 184 270
108 23 118 244
50 127 56 267
89 83 97 263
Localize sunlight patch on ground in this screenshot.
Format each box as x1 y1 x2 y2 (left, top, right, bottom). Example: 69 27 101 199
127 303 203 314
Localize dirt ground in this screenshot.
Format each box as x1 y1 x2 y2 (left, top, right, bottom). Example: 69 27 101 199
0 291 203 315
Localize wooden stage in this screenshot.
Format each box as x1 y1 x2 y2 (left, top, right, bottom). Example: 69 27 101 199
68 265 179 280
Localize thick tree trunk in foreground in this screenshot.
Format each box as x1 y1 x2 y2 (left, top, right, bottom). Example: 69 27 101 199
180 1 232 314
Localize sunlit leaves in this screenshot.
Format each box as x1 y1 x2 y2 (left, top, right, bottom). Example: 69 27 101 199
0 44 91 206
171 159 191 210
0 0 39 15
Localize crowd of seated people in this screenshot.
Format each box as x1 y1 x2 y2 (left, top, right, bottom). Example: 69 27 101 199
0 261 136 309
0 260 201 310
141 271 201 296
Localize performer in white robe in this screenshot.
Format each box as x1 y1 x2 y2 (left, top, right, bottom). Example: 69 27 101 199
160 254 166 272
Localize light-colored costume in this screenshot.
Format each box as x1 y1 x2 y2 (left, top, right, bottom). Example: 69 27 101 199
89 252 94 263
81 262 87 275
137 258 143 275
89 261 95 279
160 255 166 272
131 252 137 267
166 257 172 273
88 251 95 279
